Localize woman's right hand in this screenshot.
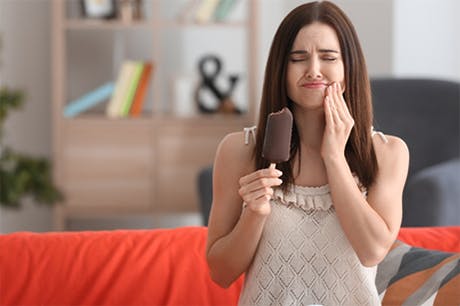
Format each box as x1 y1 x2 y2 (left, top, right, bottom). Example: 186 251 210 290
238 168 283 215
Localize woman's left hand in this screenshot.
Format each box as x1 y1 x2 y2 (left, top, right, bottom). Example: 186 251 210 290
321 82 355 161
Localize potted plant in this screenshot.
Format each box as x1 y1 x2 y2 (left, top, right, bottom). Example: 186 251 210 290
0 86 63 208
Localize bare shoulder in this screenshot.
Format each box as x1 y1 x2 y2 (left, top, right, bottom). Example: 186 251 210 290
215 131 256 176
208 131 257 239
372 134 409 175
373 134 409 160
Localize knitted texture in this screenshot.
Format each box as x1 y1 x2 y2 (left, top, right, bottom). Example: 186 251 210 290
239 186 380 306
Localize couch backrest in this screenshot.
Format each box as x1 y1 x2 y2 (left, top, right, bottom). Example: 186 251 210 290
371 78 460 177
0 227 243 306
1 226 459 306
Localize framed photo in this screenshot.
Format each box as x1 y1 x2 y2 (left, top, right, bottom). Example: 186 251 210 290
81 0 117 19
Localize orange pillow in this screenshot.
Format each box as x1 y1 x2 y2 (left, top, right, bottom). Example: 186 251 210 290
0 227 243 306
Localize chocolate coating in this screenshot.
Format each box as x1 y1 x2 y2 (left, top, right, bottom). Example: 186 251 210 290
262 107 293 163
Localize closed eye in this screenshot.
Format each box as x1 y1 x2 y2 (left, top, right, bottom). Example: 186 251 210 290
290 56 337 62
289 50 307 62
290 57 306 62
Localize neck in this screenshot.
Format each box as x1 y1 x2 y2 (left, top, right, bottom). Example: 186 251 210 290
293 106 325 152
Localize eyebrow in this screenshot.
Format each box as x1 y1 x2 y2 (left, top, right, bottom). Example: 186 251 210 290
289 49 340 55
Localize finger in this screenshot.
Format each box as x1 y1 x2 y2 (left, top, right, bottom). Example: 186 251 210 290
239 177 282 196
240 186 274 203
331 83 344 113
246 194 272 209
324 96 335 127
332 83 351 122
239 168 282 186
333 83 347 116
336 83 352 115
326 89 340 125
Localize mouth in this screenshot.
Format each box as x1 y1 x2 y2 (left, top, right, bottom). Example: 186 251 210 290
301 82 328 89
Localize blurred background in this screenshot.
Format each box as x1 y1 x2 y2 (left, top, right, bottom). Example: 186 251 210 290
0 0 459 233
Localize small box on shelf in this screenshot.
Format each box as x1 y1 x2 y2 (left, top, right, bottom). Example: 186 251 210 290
118 0 144 24
80 0 118 19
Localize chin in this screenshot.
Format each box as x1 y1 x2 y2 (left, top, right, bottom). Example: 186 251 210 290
295 95 325 110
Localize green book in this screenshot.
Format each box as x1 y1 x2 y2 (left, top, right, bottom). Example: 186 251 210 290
107 61 136 118
120 61 144 117
214 0 237 22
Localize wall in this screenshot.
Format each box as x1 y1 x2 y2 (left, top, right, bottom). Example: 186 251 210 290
393 0 460 81
0 0 54 232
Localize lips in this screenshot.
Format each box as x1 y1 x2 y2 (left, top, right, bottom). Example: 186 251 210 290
301 82 328 89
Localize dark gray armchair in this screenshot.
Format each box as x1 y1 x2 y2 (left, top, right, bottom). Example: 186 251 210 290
198 166 214 226
198 78 460 227
371 78 459 226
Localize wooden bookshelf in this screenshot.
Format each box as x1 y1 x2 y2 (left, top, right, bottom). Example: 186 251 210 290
51 0 259 230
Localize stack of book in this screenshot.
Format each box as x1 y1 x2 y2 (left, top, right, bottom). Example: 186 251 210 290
63 61 153 118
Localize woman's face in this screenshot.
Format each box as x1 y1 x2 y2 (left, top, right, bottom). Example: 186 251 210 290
286 22 345 111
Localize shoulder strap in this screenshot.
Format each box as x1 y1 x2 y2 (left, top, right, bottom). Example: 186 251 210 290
371 126 388 143
243 126 257 145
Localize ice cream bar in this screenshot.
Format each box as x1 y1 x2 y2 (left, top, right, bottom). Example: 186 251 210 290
262 107 293 168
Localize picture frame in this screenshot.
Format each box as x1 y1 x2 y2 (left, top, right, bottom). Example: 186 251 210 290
80 0 117 19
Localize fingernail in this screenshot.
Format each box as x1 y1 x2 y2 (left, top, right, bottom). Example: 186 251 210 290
276 170 283 176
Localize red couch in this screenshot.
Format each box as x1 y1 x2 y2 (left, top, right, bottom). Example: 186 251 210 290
1 226 459 306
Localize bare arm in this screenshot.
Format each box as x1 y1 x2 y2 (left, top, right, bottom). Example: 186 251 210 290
324 136 409 266
321 83 409 266
205 132 282 287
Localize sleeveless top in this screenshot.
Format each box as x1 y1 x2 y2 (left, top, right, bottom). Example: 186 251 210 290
238 126 387 306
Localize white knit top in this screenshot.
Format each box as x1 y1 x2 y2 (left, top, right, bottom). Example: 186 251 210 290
238 126 381 306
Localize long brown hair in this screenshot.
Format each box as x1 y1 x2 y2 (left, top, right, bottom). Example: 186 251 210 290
254 1 378 189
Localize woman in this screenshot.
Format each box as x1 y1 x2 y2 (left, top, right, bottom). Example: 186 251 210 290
206 1 409 305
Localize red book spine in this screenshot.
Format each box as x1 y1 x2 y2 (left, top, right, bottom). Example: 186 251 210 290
130 62 153 117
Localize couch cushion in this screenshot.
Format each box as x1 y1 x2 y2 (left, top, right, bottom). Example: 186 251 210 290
376 240 460 305
376 227 460 305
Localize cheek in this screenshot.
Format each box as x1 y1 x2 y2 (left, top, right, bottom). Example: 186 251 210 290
327 64 345 89
286 66 298 96
338 69 345 92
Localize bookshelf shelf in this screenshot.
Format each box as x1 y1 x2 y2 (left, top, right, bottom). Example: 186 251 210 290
66 19 155 30
155 20 248 28
52 0 259 230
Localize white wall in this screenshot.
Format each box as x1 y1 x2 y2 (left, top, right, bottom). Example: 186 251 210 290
393 0 460 81
0 0 54 232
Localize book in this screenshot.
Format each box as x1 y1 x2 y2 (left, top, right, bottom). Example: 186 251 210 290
106 61 137 118
213 0 237 22
130 62 153 117
63 82 115 118
177 0 202 23
195 0 220 23
120 61 144 116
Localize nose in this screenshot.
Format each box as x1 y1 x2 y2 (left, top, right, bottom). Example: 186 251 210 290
305 57 322 79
